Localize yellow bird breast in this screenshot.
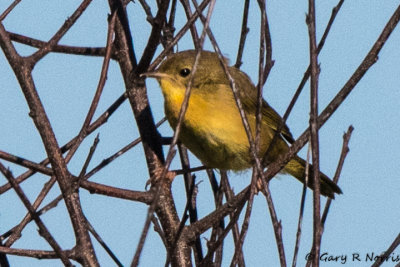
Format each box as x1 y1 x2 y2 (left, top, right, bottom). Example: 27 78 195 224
159 79 252 170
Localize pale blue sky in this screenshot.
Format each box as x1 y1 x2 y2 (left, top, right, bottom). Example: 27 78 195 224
0 0 399 266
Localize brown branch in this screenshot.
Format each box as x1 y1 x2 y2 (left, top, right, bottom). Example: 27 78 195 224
371 233 400 267
0 92 126 194
205 169 224 266
2 176 57 246
28 0 93 64
220 172 246 267
1 117 165 246
0 163 72 266
188 186 251 240
0 246 76 260
230 168 256 267
138 0 154 24
76 11 116 145
304 126 354 266
192 1 287 264
133 1 215 264
263 1 400 197
151 216 167 247
85 117 167 178
111 0 164 178
0 239 9 267
199 198 247 267
165 172 200 267
306 0 322 265
234 0 250 69
147 0 212 71
0 0 22 21
261 182 286 266
177 144 204 264
179 0 201 49
135 0 170 74
0 21 98 266
8 32 109 57
321 125 353 226
292 145 311 267
262 0 345 164
0 150 53 176
78 135 100 181
85 218 124 267
257 0 274 87
162 0 177 48
80 180 153 203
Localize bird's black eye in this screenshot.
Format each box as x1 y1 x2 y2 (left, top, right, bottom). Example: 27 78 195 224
179 68 191 77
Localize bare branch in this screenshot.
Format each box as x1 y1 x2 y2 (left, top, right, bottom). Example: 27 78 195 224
234 0 250 69
0 0 22 21
321 126 353 226
8 32 109 57
0 20 98 266
263 3 400 195
0 163 72 266
371 233 400 267
306 0 322 265
28 0 93 64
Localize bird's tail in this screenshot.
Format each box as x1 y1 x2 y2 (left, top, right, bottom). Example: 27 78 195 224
284 156 342 198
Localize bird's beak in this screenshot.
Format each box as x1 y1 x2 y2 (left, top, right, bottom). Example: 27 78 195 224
140 71 168 79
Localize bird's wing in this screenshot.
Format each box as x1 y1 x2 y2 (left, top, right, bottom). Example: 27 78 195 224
230 67 295 144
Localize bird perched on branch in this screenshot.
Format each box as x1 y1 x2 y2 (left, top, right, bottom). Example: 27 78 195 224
143 50 342 198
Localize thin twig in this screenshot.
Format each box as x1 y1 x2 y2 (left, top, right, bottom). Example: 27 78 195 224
8 32 109 57
233 2 269 257
262 0 345 165
0 163 72 266
307 0 322 265
262 182 286 266
0 20 98 266
28 0 93 64
235 0 250 68
132 1 214 265
0 93 127 195
80 181 154 203
2 176 57 246
371 233 400 267
263 0 400 205
197 187 250 266
1 116 165 244
0 151 53 176
230 168 256 267
205 169 224 266
177 144 204 264
193 0 287 264
151 216 167 247
147 0 212 70
291 144 311 267
179 0 200 49
220 172 246 267
321 126 353 226
0 246 76 260
85 218 124 267
138 0 154 24
135 0 170 74
85 117 166 178
0 0 22 21
164 172 198 267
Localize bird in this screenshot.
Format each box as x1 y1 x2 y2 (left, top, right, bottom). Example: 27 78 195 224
143 50 342 198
